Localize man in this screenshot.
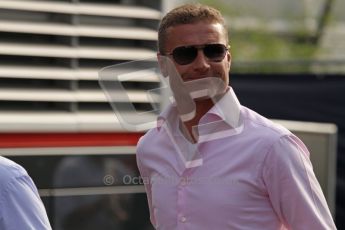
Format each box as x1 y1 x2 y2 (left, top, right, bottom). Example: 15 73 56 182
136 3 336 229
0 156 52 229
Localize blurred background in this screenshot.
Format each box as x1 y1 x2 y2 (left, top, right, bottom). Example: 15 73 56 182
0 0 344 229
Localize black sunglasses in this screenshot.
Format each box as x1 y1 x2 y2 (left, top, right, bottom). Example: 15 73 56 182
166 43 229 65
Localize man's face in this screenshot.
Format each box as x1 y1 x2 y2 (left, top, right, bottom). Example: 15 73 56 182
161 22 231 94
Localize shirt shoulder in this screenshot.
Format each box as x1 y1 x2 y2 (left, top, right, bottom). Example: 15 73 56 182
137 103 177 154
0 156 34 206
241 106 310 159
136 127 160 157
241 106 291 140
0 156 28 185
242 107 311 172
0 157 52 229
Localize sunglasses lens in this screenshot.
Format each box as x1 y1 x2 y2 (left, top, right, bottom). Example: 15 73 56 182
204 44 227 62
172 47 197 65
171 44 227 65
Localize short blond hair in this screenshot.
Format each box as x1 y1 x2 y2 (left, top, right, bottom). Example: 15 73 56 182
158 4 228 54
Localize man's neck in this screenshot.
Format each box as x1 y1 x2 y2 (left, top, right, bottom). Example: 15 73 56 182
179 98 215 143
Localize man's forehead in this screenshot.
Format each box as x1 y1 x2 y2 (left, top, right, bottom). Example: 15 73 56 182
165 22 226 44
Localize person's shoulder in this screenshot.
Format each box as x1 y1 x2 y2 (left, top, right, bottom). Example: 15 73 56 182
137 127 159 153
241 106 291 140
0 156 27 186
137 104 177 153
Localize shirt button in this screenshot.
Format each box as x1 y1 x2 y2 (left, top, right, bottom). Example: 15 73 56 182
180 178 187 186
180 216 187 223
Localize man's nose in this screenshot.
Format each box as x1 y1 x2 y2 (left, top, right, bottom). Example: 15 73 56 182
193 50 210 70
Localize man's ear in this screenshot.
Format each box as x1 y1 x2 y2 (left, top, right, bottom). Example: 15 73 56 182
157 53 169 77
227 51 232 70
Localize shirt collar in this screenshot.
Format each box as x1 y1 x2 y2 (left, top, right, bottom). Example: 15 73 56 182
200 87 241 128
157 87 241 130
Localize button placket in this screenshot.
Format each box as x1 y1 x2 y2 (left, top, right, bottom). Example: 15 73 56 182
177 171 190 228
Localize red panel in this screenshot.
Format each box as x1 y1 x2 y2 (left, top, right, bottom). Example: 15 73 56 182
0 133 144 148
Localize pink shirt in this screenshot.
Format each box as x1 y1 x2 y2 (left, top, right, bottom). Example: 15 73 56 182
136 88 336 230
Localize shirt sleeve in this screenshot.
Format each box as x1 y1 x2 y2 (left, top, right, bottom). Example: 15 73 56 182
136 147 157 228
0 175 52 230
262 135 336 230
